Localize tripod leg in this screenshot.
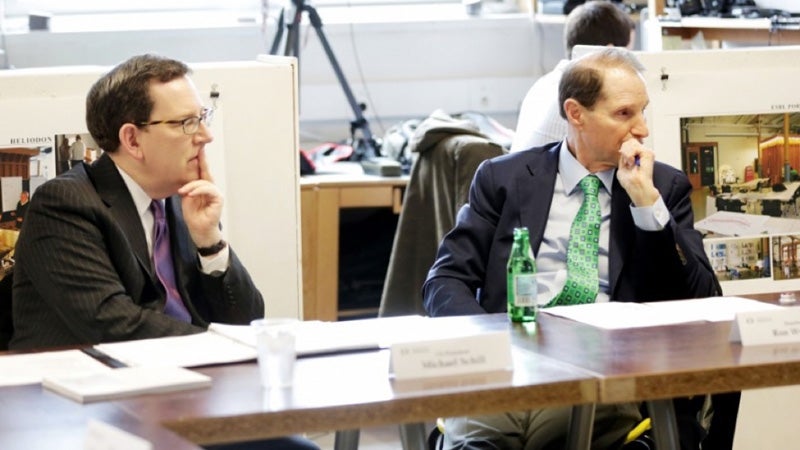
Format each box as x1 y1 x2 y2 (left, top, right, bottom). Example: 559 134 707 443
285 6 303 58
268 7 286 55
303 4 376 157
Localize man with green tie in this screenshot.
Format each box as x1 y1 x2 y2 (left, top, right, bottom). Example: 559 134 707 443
423 48 721 449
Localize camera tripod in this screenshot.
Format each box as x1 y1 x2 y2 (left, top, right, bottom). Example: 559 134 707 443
269 0 380 161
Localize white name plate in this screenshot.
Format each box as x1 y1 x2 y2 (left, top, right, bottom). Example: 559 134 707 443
390 330 512 380
730 307 800 346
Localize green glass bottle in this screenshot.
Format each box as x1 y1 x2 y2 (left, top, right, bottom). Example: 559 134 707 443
507 227 537 323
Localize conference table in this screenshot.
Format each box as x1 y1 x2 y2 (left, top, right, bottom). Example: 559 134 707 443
5 295 800 450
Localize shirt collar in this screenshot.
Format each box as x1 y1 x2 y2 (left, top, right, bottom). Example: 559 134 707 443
116 165 157 219
558 140 615 195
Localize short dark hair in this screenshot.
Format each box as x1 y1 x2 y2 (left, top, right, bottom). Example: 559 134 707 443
564 1 634 57
558 47 645 120
85 54 190 153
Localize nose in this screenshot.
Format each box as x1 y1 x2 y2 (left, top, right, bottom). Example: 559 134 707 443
194 122 214 144
631 113 649 140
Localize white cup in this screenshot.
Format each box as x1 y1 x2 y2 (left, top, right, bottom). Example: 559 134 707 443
251 318 298 389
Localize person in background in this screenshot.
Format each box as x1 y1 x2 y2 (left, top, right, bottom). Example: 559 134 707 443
424 48 721 449
10 54 317 450
69 134 86 168
12 191 29 229
511 0 634 152
58 134 71 174
563 0 624 15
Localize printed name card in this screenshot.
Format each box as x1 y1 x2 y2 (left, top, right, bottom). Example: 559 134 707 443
730 307 800 346
389 330 512 380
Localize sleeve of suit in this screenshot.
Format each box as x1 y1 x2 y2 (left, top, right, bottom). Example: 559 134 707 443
195 248 265 325
629 171 722 301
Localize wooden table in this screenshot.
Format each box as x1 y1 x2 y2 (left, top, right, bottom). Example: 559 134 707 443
516 294 800 449
1 314 598 449
0 383 201 450
8 298 800 449
300 174 408 321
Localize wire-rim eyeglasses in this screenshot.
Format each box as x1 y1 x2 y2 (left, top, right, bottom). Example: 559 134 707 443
136 107 214 135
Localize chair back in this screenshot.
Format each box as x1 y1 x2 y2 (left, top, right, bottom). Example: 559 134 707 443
379 111 505 317
761 199 783 217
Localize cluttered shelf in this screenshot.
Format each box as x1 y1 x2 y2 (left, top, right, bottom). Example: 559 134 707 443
647 0 800 45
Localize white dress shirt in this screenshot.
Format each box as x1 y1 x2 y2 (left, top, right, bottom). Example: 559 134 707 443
511 60 570 152
116 167 229 274
536 142 669 303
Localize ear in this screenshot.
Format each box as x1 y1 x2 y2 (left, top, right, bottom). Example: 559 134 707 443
563 98 584 128
119 123 144 161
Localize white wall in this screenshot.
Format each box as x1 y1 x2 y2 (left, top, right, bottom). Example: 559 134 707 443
755 0 800 13
1 7 559 142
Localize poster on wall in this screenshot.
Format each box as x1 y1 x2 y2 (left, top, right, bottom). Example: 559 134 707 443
629 46 800 296
0 131 97 284
682 112 800 295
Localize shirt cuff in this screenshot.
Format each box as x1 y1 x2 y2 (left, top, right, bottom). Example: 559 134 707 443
199 244 230 274
630 197 670 231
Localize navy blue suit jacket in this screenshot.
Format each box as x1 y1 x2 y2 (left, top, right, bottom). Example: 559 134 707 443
423 143 721 316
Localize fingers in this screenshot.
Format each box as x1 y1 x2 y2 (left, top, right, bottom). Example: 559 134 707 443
197 148 214 183
178 179 221 200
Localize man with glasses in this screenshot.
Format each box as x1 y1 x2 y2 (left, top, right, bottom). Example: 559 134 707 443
11 54 323 450
11 54 265 350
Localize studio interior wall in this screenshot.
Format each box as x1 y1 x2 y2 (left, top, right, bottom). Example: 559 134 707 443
1 8 564 143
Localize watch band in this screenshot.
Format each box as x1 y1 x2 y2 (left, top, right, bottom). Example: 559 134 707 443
197 239 227 257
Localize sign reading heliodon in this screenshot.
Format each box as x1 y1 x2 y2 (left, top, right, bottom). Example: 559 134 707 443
730 307 800 346
389 330 513 380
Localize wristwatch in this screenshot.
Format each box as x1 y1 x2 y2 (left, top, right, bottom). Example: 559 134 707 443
197 239 227 256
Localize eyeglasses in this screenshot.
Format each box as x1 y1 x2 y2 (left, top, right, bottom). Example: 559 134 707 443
136 107 214 135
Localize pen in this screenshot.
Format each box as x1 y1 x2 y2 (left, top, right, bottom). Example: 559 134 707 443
81 347 128 368
297 345 383 359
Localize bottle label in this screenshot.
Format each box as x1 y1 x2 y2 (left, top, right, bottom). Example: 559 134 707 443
512 274 537 307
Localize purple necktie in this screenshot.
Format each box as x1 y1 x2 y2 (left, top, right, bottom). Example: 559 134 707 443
151 200 192 322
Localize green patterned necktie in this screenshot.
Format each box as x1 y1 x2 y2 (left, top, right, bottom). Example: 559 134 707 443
550 175 601 306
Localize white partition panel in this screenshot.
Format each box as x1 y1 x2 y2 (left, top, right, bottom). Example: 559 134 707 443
0 55 302 318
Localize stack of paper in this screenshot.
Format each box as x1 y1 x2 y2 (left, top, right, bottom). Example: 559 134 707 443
94 332 258 368
0 350 112 387
42 366 211 403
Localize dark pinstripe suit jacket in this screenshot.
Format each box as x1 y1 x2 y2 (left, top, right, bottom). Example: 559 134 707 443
10 153 264 350
423 143 721 316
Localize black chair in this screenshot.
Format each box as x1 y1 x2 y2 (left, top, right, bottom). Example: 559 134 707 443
721 185 732 194
718 198 745 213
715 196 726 213
761 199 783 217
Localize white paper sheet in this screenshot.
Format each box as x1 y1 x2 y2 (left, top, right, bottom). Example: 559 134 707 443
94 332 257 368
0 349 111 387
541 296 781 330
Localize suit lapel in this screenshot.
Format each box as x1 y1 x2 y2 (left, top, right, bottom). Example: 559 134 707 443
609 177 634 295
519 145 559 255
86 154 152 276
